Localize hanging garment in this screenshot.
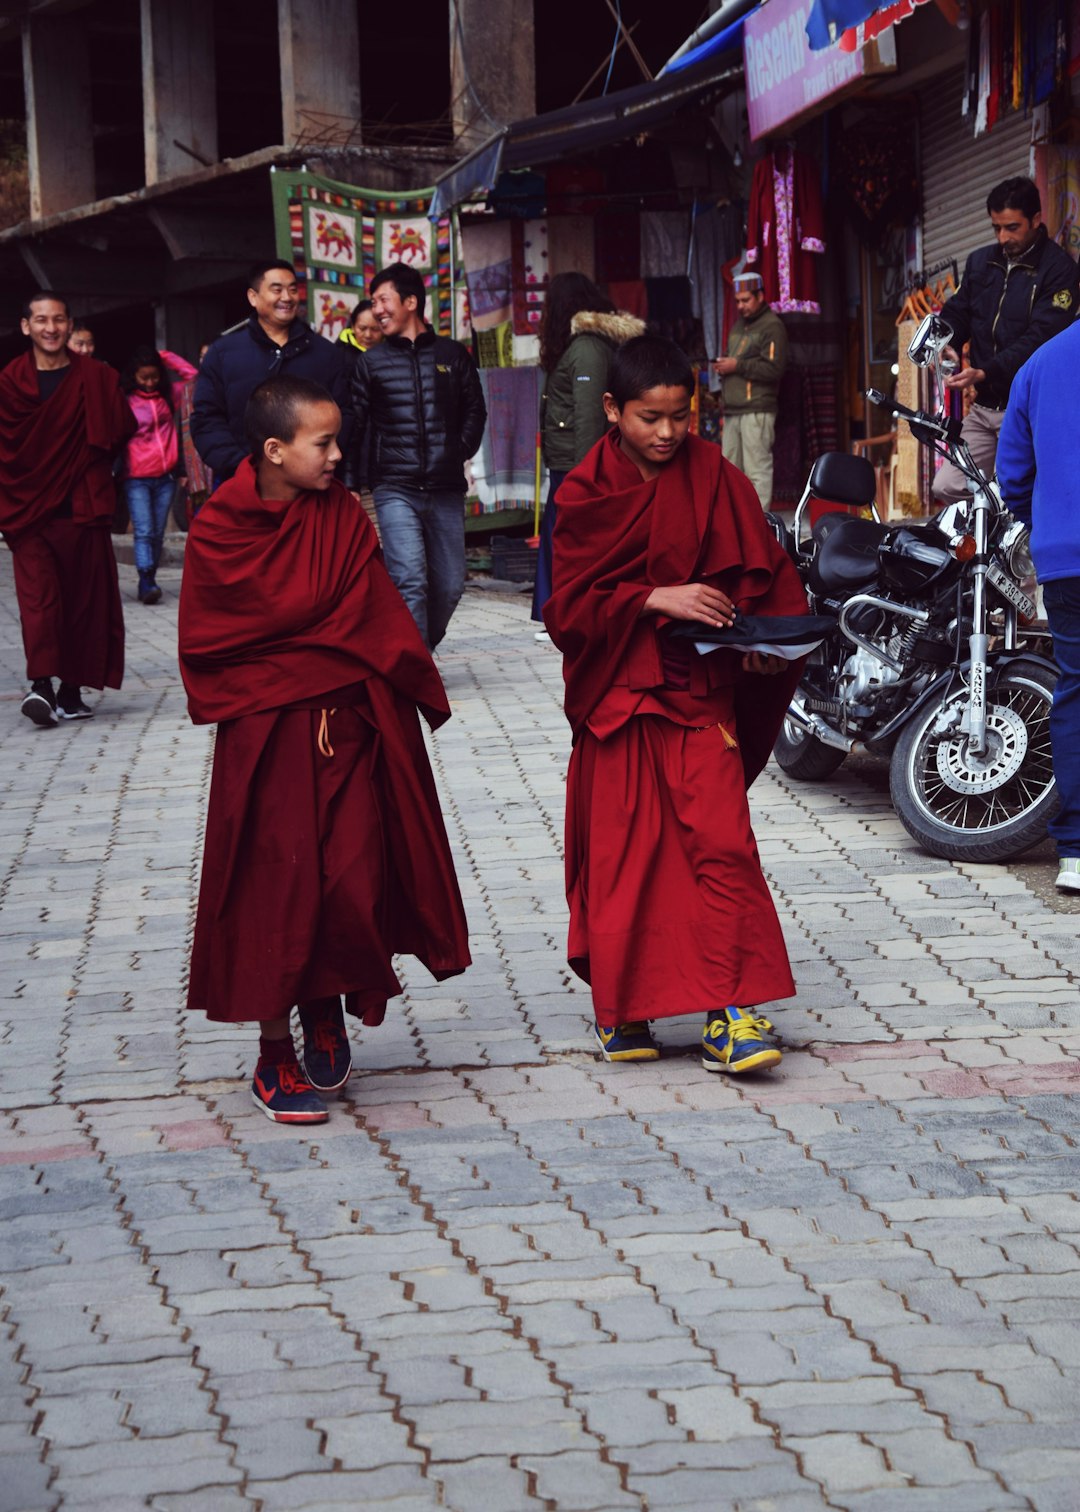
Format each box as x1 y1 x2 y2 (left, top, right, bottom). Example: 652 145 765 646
607 280 648 320
745 147 826 315
460 220 512 332
595 213 641 284
834 115 918 248
640 211 691 278
689 202 746 362
471 366 545 512
974 11 991 135
511 219 548 336
547 216 596 280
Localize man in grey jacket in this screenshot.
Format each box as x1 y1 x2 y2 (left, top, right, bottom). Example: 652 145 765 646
713 272 789 509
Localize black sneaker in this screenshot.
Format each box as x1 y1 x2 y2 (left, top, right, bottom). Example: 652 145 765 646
57 683 93 721
137 570 162 605
21 678 57 728
299 999 353 1093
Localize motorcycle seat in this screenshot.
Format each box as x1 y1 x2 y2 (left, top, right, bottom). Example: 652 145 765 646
808 516 889 597
807 451 877 507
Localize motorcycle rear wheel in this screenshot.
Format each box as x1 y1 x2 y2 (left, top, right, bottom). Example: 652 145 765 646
774 717 848 781
890 659 1058 862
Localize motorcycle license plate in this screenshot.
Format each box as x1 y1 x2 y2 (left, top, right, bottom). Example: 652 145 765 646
986 561 1036 620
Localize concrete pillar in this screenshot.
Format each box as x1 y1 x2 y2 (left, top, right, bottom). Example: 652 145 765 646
141 0 219 186
450 0 536 150
278 0 361 145
22 13 95 220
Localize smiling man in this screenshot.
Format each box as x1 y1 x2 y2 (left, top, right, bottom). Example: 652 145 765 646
933 177 1079 505
0 291 134 726
350 263 486 649
191 259 353 482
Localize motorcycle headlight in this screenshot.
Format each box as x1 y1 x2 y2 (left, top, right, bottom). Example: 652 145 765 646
1001 519 1034 581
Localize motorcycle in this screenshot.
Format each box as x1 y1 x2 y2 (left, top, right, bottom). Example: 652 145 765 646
769 311 1058 863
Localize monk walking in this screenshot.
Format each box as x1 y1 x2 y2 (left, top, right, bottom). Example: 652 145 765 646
545 336 807 1072
179 375 470 1123
0 292 134 727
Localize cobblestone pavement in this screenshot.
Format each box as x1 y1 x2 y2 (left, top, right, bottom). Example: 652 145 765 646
2 550 1080 1512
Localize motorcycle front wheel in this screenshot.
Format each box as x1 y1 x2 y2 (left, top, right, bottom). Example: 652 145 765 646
774 716 848 781
890 659 1058 862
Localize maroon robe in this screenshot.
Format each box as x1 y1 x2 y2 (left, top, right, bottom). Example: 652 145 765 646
179 461 470 1024
0 351 134 688
544 430 808 1025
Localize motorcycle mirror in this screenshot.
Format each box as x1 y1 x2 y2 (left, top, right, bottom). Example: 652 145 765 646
907 313 954 368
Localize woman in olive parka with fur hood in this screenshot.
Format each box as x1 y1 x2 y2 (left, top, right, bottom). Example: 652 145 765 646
532 274 645 619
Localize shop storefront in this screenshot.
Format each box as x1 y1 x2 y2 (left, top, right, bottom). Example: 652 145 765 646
274 0 1080 543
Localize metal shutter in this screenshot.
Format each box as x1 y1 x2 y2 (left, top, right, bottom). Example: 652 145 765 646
920 67 1033 271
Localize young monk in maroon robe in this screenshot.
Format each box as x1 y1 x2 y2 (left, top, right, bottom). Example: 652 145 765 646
544 336 808 1073
179 376 470 1123
0 292 134 727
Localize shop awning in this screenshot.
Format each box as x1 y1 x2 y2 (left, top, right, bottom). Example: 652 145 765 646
430 51 743 218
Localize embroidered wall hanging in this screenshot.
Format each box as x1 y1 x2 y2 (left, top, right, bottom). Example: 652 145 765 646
271 167 457 340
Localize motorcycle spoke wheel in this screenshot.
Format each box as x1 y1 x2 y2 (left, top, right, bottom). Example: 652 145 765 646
890 662 1059 862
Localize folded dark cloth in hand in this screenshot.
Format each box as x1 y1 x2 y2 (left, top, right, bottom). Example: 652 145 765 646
671 611 833 658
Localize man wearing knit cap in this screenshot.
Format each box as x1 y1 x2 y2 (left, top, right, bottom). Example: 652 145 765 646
713 272 788 509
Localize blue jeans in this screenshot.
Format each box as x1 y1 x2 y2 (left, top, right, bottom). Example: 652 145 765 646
1043 578 1080 857
531 469 567 622
124 475 175 575
373 486 466 649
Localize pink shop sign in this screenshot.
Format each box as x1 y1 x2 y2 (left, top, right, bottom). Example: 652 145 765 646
744 0 866 141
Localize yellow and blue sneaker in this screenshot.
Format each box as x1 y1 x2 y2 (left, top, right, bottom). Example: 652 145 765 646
594 1020 660 1062
702 1007 782 1074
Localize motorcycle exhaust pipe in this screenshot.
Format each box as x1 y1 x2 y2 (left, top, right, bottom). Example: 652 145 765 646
786 700 855 752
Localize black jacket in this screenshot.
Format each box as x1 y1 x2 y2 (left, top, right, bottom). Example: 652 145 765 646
191 316 354 480
350 327 486 493
941 228 1079 407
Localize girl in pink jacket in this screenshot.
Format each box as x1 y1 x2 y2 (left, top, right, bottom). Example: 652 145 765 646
121 345 198 604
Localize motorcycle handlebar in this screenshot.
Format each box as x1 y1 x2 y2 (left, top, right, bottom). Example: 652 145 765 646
865 389 957 443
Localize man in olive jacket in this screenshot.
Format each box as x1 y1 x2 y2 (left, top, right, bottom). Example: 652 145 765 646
934 176 1079 504
713 273 788 508
351 263 486 649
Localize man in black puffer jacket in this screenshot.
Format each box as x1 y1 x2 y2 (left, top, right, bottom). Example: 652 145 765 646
934 177 1079 504
351 263 486 649
191 259 353 482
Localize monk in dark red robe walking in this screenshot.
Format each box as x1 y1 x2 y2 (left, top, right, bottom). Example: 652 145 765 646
179 375 470 1124
544 336 808 1074
0 292 134 727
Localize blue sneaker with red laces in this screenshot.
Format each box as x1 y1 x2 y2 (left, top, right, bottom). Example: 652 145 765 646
251 1060 328 1123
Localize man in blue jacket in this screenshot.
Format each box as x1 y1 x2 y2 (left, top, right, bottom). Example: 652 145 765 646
934 177 1078 504
997 322 1080 892
351 263 486 649
192 260 353 481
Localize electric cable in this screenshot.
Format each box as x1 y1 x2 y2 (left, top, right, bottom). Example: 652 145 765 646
602 0 623 96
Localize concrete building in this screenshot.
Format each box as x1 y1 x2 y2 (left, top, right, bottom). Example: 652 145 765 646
0 0 539 359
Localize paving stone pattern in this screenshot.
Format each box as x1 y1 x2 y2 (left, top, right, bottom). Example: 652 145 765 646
2 552 1080 1511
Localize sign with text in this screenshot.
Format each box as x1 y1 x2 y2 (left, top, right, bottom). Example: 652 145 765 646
744 0 866 140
